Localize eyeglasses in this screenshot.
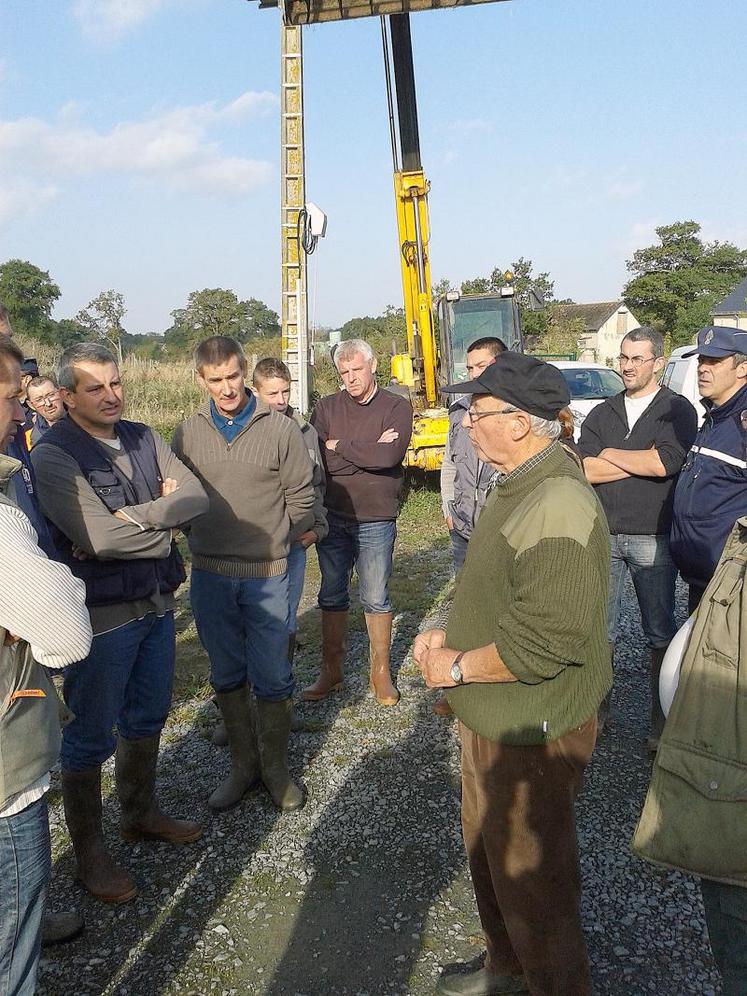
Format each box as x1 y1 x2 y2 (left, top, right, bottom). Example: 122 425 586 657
466 406 519 425
617 354 656 368
33 392 61 407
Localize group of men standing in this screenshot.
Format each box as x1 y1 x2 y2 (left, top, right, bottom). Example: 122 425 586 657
435 324 746 995
1 300 745 996
0 322 413 994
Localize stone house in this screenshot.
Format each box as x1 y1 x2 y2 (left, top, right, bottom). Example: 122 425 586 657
712 276 747 331
552 301 641 365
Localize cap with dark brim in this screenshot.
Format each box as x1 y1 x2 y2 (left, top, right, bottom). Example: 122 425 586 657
682 325 747 358
443 351 570 421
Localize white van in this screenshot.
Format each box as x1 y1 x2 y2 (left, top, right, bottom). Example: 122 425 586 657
660 347 704 425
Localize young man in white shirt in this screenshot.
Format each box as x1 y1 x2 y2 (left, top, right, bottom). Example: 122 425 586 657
578 327 698 747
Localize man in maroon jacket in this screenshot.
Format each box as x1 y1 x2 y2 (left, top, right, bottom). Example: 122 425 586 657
304 338 413 707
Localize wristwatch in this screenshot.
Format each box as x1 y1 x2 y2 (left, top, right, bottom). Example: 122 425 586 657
450 652 465 685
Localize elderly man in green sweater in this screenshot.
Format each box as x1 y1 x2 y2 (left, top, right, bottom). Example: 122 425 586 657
415 353 611 996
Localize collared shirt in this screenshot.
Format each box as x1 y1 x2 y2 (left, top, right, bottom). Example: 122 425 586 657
491 440 559 492
210 392 256 442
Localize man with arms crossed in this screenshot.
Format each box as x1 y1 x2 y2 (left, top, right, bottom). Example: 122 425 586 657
578 327 697 746
304 338 413 707
416 353 611 996
32 343 208 904
0 339 93 994
173 337 315 812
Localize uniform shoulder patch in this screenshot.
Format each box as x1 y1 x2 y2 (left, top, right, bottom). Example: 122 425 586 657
500 476 599 556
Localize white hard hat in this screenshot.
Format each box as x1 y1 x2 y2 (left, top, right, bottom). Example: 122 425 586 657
659 615 696 717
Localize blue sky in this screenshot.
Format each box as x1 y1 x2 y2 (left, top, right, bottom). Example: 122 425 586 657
2 0 746 335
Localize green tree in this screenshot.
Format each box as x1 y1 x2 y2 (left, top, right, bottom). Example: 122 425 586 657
431 277 454 304
623 221 747 348
43 318 88 348
76 290 127 364
164 288 280 354
459 258 558 348
0 259 60 340
245 297 281 338
460 258 555 310
531 308 586 357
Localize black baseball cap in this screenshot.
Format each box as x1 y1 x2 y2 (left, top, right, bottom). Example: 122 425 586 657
21 357 39 377
443 352 570 420
683 325 747 358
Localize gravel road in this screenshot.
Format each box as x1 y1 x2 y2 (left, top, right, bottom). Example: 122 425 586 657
37 548 720 996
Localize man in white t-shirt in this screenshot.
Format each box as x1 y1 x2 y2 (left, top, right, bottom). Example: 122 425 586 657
578 328 698 748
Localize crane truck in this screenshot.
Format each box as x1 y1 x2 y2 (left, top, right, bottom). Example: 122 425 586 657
252 0 523 470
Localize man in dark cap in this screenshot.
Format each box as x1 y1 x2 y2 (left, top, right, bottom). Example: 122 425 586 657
414 352 611 996
671 325 747 612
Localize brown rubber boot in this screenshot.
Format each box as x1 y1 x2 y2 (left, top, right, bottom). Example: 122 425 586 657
647 645 668 753
365 611 400 706
116 735 202 844
208 685 261 812
61 768 138 904
255 697 306 811
302 610 347 701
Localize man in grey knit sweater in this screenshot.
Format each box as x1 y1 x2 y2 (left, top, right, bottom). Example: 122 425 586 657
173 336 315 813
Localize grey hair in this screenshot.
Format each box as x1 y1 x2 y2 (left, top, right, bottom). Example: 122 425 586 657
57 342 118 391
334 338 375 369
528 413 562 440
623 326 664 358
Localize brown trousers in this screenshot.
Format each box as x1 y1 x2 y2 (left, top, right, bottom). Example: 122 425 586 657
460 715 597 996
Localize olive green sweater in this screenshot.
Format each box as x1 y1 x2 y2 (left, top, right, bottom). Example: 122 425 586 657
445 443 612 745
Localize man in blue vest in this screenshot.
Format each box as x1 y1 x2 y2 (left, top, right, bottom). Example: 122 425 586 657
31 343 209 904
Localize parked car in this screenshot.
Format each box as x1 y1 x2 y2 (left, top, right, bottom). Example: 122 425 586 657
548 360 624 439
660 346 704 425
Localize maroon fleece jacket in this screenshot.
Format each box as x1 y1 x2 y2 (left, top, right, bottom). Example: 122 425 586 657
311 387 413 522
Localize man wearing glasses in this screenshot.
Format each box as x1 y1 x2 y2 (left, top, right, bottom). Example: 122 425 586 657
26 375 66 447
415 352 611 996
578 327 697 749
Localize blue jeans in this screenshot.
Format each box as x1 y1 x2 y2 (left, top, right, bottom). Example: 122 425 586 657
317 514 396 614
0 796 50 996
190 568 293 701
287 542 307 633
449 529 469 576
701 879 747 995
607 534 678 649
61 612 175 771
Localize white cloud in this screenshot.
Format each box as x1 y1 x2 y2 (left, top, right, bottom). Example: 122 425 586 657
0 91 277 221
0 179 59 225
71 0 179 43
606 179 643 200
447 117 492 134
612 218 662 260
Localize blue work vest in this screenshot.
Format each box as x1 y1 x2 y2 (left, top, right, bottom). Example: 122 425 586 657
42 418 185 606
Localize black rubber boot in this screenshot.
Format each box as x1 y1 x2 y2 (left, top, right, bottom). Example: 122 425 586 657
255 697 305 811
116 734 202 844
61 767 138 904
208 685 261 811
